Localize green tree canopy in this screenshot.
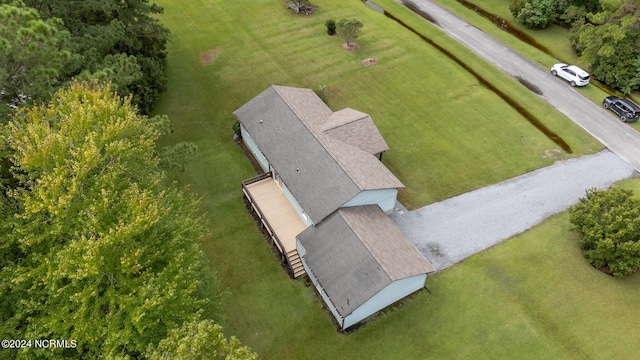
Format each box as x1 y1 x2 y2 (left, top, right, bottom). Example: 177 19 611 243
569 0 640 93
0 0 169 117
510 0 568 29
0 82 227 358
147 318 258 360
569 187 640 278
0 2 72 116
337 18 363 46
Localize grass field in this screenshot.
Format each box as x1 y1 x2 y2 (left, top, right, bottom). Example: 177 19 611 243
148 0 640 358
154 0 600 209
426 0 640 125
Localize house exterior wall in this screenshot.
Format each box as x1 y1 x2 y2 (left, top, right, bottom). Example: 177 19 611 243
342 274 427 329
299 237 428 330
280 180 314 227
242 125 313 227
240 125 269 172
341 188 399 214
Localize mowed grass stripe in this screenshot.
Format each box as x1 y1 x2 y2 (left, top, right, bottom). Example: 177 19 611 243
147 0 636 359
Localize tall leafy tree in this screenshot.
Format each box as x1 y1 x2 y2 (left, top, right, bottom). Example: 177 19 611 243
0 0 170 115
569 0 640 93
0 2 72 118
24 0 169 114
0 82 223 358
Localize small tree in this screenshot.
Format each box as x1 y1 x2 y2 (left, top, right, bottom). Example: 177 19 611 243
337 18 363 47
569 187 640 277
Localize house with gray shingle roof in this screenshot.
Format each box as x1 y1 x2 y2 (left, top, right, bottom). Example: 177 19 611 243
235 85 435 330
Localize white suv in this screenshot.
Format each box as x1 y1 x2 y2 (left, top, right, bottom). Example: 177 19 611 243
550 63 590 87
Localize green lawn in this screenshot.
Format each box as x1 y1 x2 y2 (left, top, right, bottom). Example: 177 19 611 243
154 0 600 209
426 0 640 125
146 0 640 358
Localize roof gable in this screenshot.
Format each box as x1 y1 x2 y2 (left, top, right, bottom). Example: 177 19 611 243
339 205 435 279
297 209 391 316
297 205 434 316
322 108 390 155
322 136 403 191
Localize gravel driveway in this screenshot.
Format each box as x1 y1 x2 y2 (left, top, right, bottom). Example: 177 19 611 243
391 150 636 271
374 0 640 270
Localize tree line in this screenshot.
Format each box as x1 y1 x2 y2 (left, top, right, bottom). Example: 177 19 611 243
510 0 640 94
0 83 257 359
0 0 168 120
0 0 258 358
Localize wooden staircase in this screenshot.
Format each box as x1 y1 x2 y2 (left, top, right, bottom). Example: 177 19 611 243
287 250 306 278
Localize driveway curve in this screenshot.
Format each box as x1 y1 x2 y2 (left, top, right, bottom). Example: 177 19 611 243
406 0 640 172
392 150 636 270
381 0 640 270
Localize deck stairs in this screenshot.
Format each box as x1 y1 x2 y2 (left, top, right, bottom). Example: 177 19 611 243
288 249 306 278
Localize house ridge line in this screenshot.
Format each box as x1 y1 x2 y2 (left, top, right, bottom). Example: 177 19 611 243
339 207 396 279
321 108 369 131
272 85 363 193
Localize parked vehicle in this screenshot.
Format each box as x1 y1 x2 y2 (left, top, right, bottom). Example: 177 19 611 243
602 96 640 122
550 63 590 87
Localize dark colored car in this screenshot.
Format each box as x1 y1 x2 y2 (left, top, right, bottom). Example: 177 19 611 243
603 96 640 122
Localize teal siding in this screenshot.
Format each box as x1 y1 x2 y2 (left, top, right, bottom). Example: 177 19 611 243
343 274 427 329
280 181 314 227
342 188 398 214
299 235 428 330
240 125 269 172
297 239 306 257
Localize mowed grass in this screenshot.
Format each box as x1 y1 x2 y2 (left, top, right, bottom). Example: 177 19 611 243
427 0 640 126
146 0 639 359
155 0 599 209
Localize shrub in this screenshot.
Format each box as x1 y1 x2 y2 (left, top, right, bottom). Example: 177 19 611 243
313 85 328 105
509 0 529 19
510 0 568 29
515 1 553 29
232 120 241 137
325 19 336 35
569 187 640 277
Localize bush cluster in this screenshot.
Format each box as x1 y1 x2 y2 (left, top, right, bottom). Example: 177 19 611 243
325 19 336 35
570 187 640 278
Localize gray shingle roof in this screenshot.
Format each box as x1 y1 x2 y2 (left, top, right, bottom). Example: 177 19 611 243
234 86 402 224
297 205 435 316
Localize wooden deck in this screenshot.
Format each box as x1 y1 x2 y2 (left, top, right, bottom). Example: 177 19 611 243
243 176 307 277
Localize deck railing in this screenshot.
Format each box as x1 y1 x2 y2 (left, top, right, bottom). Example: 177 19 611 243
241 171 272 187
241 172 295 271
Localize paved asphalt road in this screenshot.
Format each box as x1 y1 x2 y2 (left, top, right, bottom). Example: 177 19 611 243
384 0 640 270
407 0 640 172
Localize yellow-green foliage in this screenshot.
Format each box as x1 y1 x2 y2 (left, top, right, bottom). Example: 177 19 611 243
0 82 225 359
